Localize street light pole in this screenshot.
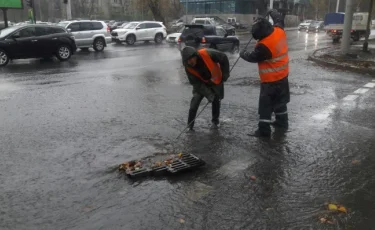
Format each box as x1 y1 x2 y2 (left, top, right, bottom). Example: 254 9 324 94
66 0 72 20
363 0 374 52
341 0 353 54
185 0 188 23
270 0 274 9
336 0 340 12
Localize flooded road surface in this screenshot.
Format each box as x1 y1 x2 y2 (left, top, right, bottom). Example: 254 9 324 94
1 30 375 229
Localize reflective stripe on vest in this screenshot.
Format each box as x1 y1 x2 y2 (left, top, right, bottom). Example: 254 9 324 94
258 27 289 83
187 49 223 85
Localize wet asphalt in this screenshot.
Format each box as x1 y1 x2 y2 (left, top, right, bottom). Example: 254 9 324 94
1 31 375 230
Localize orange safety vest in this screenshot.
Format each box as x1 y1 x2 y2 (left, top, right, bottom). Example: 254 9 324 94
187 49 223 85
257 27 289 83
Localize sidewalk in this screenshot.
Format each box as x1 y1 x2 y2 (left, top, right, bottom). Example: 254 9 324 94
309 40 375 75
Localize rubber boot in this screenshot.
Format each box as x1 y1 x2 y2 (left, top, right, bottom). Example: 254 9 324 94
248 122 271 138
187 109 197 131
271 114 289 130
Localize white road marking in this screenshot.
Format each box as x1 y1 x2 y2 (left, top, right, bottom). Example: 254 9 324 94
364 83 375 88
343 95 359 101
312 80 374 120
353 88 370 94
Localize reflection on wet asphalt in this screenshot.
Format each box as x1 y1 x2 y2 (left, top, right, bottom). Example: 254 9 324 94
1 31 375 229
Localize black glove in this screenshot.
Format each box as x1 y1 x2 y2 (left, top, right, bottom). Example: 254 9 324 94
240 49 248 59
266 9 277 17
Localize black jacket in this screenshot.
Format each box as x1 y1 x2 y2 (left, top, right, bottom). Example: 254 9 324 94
182 48 230 100
240 11 285 63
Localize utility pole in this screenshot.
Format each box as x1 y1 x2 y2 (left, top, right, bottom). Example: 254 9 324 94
336 0 340 12
363 0 374 51
66 0 72 20
341 0 354 54
185 0 188 23
2 9 8 28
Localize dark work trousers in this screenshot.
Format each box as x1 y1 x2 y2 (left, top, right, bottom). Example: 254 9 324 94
188 93 221 129
258 77 290 135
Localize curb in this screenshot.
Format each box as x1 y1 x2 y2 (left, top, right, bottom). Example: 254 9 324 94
308 47 375 75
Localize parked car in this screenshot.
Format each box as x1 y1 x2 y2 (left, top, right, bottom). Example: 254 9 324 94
111 21 167 45
298 20 314 31
192 16 236 35
307 21 325 33
227 17 248 29
178 24 240 54
0 24 76 67
166 32 182 47
58 20 111 51
110 21 126 31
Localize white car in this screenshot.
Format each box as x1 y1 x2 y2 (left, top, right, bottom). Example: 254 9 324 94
111 21 167 45
166 32 181 46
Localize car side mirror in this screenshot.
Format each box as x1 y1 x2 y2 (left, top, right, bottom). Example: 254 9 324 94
224 33 228 38
11 34 20 40
136 27 140 30
67 28 72 33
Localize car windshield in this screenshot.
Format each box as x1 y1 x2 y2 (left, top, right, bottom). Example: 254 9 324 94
57 22 69 28
194 20 206 25
0 26 19 38
124 22 138 29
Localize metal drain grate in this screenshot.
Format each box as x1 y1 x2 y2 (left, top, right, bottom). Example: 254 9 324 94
124 154 205 179
166 154 205 174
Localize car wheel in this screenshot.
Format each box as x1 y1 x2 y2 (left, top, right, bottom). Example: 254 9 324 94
333 38 340 43
56 45 72 61
231 43 239 54
353 33 360 42
0 49 10 67
126 35 136 45
154 33 163 44
93 38 105 52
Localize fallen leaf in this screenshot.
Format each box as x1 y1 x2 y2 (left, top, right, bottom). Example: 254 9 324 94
320 217 327 223
352 160 360 165
338 205 347 213
327 220 336 225
266 208 274 211
179 218 185 224
250 176 257 181
82 206 94 213
328 204 338 211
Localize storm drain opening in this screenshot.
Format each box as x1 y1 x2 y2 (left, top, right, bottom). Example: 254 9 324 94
119 153 205 179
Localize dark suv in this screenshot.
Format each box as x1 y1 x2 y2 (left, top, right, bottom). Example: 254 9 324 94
0 24 76 67
178 24 239 54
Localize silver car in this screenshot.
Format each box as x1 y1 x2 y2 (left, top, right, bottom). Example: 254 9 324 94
58 20 111 52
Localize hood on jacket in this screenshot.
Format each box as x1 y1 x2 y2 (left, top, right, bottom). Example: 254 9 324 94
251 17 274 40
181 46 198 65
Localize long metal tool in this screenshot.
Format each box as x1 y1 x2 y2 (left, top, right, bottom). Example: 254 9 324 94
230 37 253 72
175 36 254 140
175 101 210 140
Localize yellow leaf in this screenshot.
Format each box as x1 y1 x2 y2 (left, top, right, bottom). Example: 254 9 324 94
338 206 347 213
179 218 185 224
328 204 338 211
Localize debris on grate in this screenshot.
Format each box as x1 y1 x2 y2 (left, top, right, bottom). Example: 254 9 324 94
119 153 205 179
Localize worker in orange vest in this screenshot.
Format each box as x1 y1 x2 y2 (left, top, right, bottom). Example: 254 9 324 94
240 9 290 138
181 47 230 131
